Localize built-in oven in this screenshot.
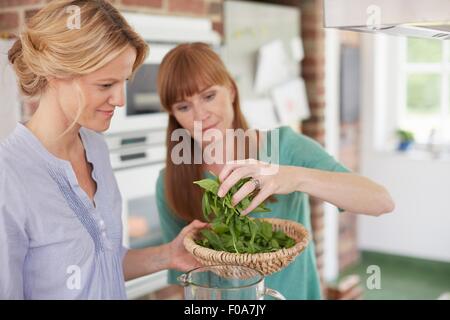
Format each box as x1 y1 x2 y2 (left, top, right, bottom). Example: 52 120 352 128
108 43 172 134
108 127 168 299
125 43 177 117
107 12 221 134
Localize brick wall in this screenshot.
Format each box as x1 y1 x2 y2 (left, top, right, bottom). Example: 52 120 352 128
0 0 224 37
298 0 328 295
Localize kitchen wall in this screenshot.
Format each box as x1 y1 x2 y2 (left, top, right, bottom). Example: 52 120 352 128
359 34 450 263
360 153 450 262
336 31 362 272
0 38 20 140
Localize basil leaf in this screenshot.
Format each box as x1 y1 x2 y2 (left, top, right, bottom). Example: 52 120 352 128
212 222 229 234
194 179 219 194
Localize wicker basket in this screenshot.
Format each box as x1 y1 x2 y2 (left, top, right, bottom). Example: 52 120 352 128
184 218 310 276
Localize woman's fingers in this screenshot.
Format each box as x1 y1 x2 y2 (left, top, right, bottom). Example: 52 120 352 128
180 219 208 237
218 166 256 197
218 161 240 183
218 159 259 182
241 188 271 215
231 180 257 206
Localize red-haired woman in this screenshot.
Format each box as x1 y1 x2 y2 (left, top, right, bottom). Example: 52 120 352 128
156 42 395 299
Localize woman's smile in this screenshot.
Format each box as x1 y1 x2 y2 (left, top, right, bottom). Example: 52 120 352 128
97 109 115 118
202 121 220 132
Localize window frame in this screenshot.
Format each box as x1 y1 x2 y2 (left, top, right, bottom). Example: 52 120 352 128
397 38 450 145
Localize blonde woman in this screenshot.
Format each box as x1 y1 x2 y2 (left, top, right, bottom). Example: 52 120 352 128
0 0 206 299
156 43 395 300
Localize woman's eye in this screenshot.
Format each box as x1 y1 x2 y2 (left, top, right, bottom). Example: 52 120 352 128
205 93 216 101
99 84 113 89
176 105 189 112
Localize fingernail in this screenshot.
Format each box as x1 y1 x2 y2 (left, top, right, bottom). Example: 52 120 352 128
217 189 223 197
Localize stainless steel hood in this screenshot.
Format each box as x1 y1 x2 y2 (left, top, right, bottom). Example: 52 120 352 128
324 0 450 40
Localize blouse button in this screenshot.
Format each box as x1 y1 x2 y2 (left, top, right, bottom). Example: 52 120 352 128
99 219 106 231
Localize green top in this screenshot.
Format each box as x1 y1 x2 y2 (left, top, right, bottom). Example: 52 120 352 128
156 126 350 300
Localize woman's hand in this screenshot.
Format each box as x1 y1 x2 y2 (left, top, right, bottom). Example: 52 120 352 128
217 159 395 217
167 220 209 272
217 159 299 215
123 220 208 281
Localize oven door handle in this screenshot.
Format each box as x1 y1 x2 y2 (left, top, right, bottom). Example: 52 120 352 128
120 151 148 162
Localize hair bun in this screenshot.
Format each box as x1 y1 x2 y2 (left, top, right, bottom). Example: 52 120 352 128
8 38 23 65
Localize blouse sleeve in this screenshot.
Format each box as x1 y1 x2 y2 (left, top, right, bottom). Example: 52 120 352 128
0 168 29 299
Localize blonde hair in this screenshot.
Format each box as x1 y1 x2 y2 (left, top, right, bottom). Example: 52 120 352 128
8 0 148 100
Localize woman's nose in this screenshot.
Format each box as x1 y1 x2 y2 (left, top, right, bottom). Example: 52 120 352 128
193 104 210 121
108 84 125 107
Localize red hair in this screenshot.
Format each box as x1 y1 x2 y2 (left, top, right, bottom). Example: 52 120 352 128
157 43 250 221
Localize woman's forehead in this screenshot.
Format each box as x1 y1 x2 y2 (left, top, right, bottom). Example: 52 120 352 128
175 84 223 103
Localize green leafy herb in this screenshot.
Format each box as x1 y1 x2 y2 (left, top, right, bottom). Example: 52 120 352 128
193 173 295 253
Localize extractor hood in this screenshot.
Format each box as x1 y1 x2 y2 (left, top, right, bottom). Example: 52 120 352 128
324 0 450 40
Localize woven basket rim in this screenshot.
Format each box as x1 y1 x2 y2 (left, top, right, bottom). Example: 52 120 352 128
184 217 310 262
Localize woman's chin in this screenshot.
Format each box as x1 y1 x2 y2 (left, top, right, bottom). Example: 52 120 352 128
202 135 225 147
83 119 111 133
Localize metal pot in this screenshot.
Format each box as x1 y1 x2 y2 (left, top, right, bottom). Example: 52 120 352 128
178 265 285 300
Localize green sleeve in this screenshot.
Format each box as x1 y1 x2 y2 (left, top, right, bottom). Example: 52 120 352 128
156 169 187 285
280 126 350 173
280 126 351 212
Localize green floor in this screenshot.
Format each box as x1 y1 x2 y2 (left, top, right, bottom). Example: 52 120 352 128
338 251 450 300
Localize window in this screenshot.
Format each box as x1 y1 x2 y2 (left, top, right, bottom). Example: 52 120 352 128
398 38 450 144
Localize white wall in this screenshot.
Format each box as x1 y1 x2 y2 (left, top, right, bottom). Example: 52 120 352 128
323 29 341 282
0 39 20 140
323 29 340 282
359 34 450 262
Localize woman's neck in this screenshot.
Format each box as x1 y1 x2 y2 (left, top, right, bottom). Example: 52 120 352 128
25 94 82 161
